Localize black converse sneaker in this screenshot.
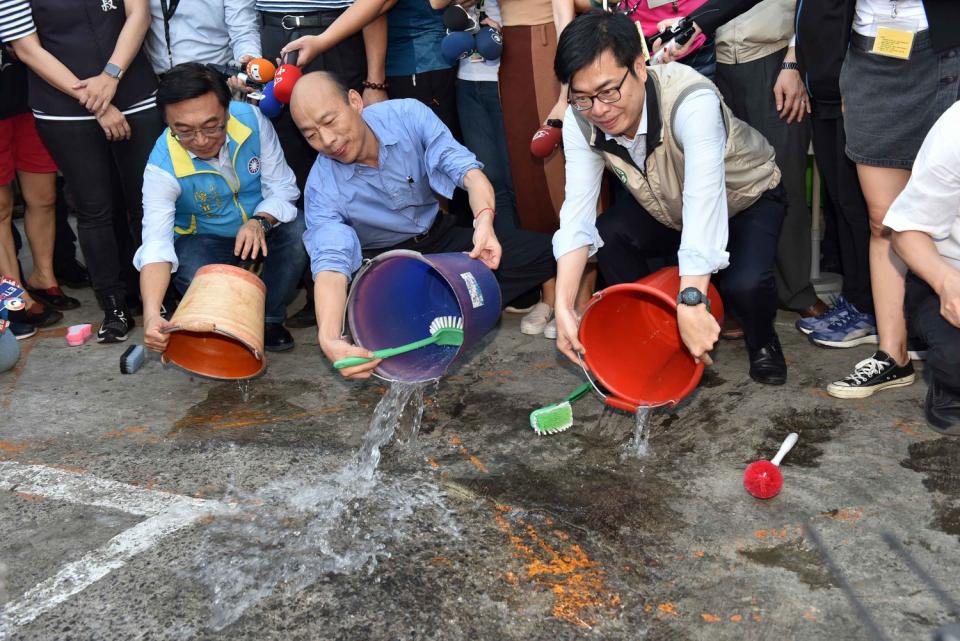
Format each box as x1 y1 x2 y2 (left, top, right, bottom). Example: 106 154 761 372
97 295 135 343
826 350 915 399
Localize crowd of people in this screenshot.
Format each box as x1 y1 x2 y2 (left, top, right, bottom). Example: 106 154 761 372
0 0 957 435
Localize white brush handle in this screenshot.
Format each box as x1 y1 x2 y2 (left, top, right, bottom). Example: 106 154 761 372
771 432 799 467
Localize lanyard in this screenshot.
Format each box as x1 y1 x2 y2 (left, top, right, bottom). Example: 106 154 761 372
890 0 899 19
159 0 181 69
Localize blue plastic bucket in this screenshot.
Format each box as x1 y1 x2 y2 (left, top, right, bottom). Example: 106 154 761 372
345 250 502 382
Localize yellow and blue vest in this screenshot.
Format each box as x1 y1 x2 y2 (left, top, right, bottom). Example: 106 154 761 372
148 101 263 237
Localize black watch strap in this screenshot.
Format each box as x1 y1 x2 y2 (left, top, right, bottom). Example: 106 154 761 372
781 61 799 71
253 215 273 232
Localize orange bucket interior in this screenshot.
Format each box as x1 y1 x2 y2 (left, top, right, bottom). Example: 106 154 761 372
164 330 264 380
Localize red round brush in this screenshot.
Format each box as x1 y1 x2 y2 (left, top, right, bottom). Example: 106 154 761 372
530 119 563 158
743 432 798 499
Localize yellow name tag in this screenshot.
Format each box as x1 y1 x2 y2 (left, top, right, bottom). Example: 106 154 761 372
871 26 915 59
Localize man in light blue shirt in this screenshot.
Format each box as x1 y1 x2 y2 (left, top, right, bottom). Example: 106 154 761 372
144 0 262 74
290 72 556 379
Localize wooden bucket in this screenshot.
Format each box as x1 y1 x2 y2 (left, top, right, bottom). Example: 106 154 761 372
162 264 266 380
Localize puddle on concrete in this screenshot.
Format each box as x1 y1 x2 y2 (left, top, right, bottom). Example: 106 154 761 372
900 438 960 539
183 382 458 630
699 369 726 389
737 537 834 590
752 408 844 468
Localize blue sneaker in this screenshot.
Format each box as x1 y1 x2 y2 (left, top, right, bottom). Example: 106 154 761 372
809 303 878 348
796 297 850 335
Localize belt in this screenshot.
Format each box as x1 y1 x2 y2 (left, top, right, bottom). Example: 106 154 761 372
259 10 344 30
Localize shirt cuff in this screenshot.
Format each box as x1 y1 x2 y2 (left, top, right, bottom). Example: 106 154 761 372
552 226 605 261
254 198 297 223
133 242 180 273
677 247 729 277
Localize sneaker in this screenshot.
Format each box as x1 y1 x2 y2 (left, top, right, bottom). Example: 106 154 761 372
9 322 37 340
97 295 134 343
808 305 878 348
543 318 557 340
826 350 915 399
520 302 553 335
796 297 850 335
504 303 537 314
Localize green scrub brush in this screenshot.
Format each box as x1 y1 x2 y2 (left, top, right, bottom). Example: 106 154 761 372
334 315 464 369
529 382 593 435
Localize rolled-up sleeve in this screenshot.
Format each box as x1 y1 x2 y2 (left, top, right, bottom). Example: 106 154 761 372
412 101 482 197
553 107 606 260
673 89 730 276
224 0 261 61
134 164 182 272
303 164 362 280
253 109 299 223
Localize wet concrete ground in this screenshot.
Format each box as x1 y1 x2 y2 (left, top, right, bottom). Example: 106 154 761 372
1 284 959 641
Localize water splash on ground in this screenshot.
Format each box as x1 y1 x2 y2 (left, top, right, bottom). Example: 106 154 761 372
235 379 250 403
186 381 457 630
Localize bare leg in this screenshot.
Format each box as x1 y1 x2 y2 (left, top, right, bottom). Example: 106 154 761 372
0 184 35 306
856 165 911 365
541 277 556 307
575 263 597 313
18 171 58 290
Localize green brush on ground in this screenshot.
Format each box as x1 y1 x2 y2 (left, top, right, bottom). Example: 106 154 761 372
529 382 593 435
334 315 464 369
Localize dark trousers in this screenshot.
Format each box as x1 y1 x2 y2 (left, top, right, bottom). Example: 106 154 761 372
715 50 816 311
456 79 519 231
35 108 164 305
173 212 309 325
365 214 556 308
388 67 461 140
906 272 960 393
810 112 874 314
260 14 367 192
596 187 786 352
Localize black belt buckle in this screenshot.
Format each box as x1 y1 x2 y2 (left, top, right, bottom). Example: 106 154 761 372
411 230 429 244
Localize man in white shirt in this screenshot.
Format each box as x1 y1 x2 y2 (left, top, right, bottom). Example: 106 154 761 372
134 64 307 353
552 11 788 385
885 102 960 435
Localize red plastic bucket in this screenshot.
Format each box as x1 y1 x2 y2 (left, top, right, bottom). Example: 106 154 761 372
578 266 724 411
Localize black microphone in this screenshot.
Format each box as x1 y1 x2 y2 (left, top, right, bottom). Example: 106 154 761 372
443 4 471 31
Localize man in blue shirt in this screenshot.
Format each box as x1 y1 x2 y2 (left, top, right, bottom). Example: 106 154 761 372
290 72 556 379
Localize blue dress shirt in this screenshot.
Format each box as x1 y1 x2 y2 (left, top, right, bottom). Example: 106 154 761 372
303 99 482 280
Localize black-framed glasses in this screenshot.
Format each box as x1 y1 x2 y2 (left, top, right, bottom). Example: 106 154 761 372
568 69 631 112
173 123 226 143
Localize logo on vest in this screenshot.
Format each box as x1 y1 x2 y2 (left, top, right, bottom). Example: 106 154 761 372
101 0 117 11
613 167 628 185
247 156 261 175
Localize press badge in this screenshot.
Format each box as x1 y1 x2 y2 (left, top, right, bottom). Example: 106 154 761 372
646 0 674 9
871 17 919 60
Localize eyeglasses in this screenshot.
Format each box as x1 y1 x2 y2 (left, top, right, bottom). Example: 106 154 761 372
173 123 226 142
568 69 631 112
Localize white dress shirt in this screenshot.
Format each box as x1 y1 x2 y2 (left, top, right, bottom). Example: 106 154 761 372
553 87 731 277
135 108 300 272
884 102 960 271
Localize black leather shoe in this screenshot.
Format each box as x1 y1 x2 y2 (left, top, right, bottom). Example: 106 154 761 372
264 323 295 352
749 334 787 385
924 379 960 436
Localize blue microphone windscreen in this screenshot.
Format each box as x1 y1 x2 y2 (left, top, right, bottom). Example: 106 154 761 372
475 27 503 61
259 82 283 119
441 31 475 65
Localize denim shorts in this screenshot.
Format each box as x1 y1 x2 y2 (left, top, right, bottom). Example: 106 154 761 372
840 30 960 169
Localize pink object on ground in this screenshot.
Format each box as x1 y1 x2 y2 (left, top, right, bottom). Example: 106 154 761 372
66 324 92 346
743 433 799 499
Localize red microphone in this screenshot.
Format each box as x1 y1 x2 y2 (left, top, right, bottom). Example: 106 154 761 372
530 119 563 158
272 51 302 104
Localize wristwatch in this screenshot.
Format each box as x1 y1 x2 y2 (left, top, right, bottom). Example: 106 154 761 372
253 215 274 233
677 287 711 313
781 62 799 71
103 62 123 79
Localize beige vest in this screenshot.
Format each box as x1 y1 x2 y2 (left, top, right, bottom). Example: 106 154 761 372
575 63 781 231
714 0 796 65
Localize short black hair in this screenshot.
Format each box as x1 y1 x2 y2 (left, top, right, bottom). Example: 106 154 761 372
554 11 642 86
157 62 231 112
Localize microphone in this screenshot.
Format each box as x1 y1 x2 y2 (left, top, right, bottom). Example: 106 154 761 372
441 31 475 65
530 119 563 158
272 50 302 104
443 4 473 31
258 80 283 119
243 57 276 84
474 26 502 61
